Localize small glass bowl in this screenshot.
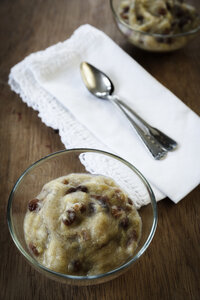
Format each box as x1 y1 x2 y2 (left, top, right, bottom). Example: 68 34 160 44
7 149 157 285
110 0 200 52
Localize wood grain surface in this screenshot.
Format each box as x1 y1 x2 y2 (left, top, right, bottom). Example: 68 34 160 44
0 0 200 299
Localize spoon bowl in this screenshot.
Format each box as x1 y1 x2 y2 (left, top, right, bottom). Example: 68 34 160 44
80 62 114 98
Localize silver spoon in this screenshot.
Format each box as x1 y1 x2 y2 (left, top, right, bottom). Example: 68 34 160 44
80 61 169 160
80 62 177 152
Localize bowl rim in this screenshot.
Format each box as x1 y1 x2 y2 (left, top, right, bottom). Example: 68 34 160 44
110 0 200 38
7 148 157 281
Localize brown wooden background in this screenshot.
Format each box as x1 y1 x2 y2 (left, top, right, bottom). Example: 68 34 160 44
0 0 200 299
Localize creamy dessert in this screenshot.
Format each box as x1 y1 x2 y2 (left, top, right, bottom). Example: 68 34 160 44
24 174 142 276
118 0 199 51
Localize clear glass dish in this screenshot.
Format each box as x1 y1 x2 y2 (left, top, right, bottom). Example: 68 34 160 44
110 0 200 52
7 149 157 285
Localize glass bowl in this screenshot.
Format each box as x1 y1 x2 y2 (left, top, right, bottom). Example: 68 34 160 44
110 0 200 52
7 149 157 285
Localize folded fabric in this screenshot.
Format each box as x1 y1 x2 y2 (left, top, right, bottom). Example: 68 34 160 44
9 24 200 208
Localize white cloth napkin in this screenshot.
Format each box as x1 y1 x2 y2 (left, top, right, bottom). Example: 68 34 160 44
9 24 200 208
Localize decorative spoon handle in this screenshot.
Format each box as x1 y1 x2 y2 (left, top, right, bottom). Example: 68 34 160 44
109 97 167 160
116 98 177 151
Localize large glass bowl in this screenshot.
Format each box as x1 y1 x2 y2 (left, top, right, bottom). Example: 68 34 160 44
110 0 200 52
7 149 157 285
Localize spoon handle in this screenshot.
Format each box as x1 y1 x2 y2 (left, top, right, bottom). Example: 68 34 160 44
116 98 177 151
109 97 167 160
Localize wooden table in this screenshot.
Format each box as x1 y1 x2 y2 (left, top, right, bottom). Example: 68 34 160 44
0 0 199 299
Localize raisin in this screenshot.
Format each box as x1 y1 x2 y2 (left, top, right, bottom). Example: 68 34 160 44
119 217 129 229
158 7 167 16
99 242 108 249
80 204 86 213
66 187 77 194
137 15 144 23
29 243 39 256
111 206 123 218
94 195 109 202
28 199 40 212
63 179 69 184
66 185 88 194
120 12 128 20
127 230 138 246
68 259 81 272
63 210 76 225
122 6 129 14
77 185 88 193
128 198 133 205
95 195 108 201
88 202 96 215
